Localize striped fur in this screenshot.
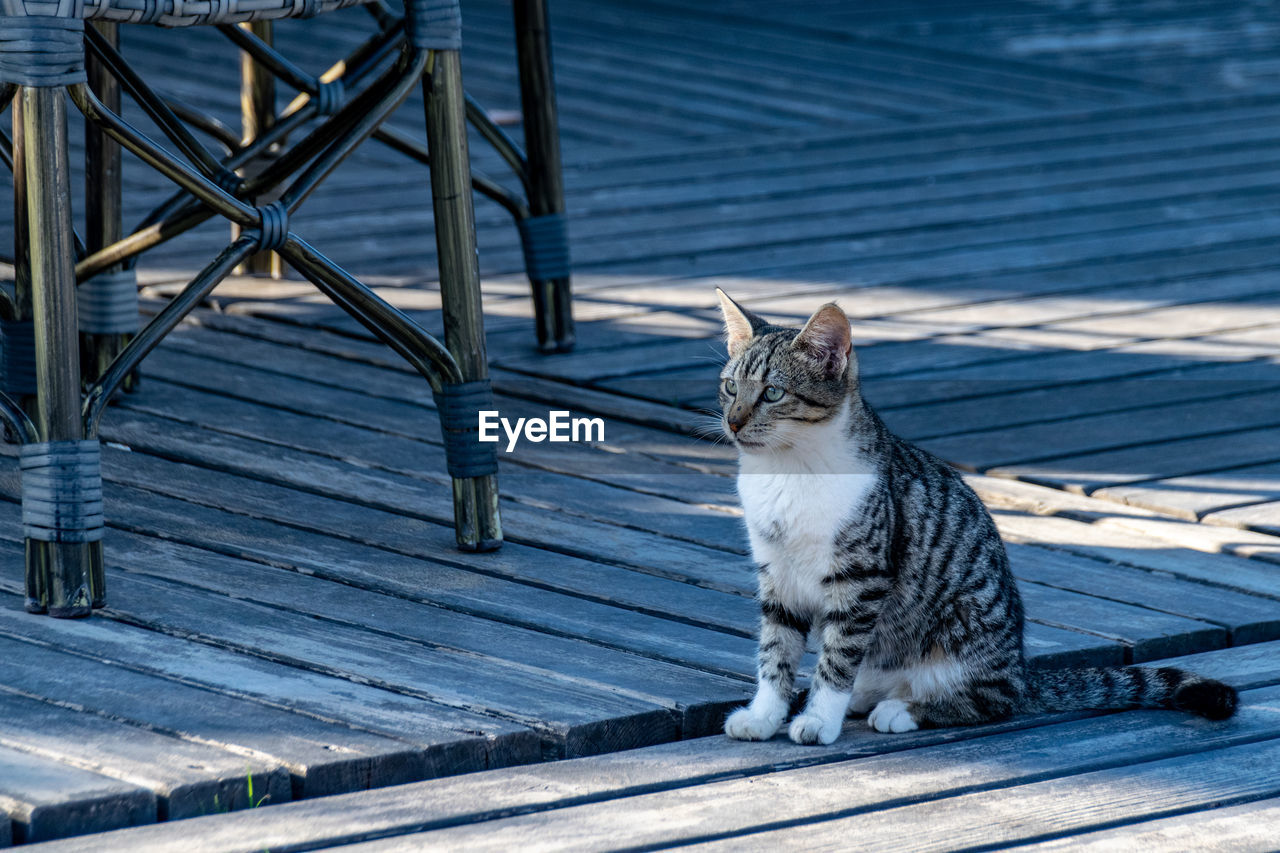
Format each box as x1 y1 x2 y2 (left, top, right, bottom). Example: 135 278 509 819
716 291 1238 746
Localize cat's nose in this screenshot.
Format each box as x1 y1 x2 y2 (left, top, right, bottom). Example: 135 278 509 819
727 414 747 432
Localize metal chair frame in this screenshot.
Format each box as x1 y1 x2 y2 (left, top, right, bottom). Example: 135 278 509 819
1 1 505 619
227 0 575 352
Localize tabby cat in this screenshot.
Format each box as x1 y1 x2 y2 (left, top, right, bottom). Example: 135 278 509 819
716 289 1238 746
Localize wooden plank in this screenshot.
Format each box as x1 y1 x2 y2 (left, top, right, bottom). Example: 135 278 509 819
164 310 720 444
539 96 1280 193
769 211 1280 299
0 443 1122 673
477 163 1280 272
0 630 430 800
594 300 1279 412
546 117 1280 229
1007 542 1280 646
992 426 1280 498
3 446 1119 680
0 689 291 821
0 544 691 759
1096 461 1280 520
37 641 1280 853
497 318 1134 386
127 349 748 552
159 319 727 472
563 201 1280 283
1048 297 1280 341
1098 513 1280 567
290 154 1280 272
1023 797 1280 852
0 596 536 775
72 486 758 678
88 406 758 595
882 361 1280 444
493 6 1073 109
680 738 1280 852
0 744 154 844
97 452 754 639
261 683 1280 853
34 524 754 739
204 173 1280 284
0 458 761 676
14 714 1090 853
991 511 1280 601
1138 640 1280 693
1205 500 1280 537
579 0 1154 96
971 475 1280 567
858 327 1280 412
922 387 1280 471
1015 580 1225 663
1023 622 1121 670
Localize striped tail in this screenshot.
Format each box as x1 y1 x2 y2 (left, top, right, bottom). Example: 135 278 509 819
1027 666 1238 721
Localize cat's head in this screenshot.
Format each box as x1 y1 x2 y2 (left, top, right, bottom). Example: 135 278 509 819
716 289 856 452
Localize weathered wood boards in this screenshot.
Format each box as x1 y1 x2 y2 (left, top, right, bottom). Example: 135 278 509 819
1024 797 1280 852
3 0 1280 847
0 745 152 845
33 642 1280 852
0 690 291 822
5 300 1274 841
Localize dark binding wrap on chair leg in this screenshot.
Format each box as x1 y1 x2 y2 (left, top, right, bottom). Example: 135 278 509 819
436 379 500 478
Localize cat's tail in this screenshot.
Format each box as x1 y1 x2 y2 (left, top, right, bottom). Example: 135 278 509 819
1026 666 1237 720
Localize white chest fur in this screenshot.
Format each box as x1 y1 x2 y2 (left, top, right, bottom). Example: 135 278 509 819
737 405 878 618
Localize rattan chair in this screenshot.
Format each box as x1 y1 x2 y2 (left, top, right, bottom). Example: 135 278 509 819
202 0 575 353
0 0 521 618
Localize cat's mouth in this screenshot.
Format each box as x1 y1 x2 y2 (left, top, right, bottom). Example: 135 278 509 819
729 432 780 451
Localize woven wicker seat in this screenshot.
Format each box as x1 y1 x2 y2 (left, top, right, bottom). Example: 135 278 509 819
4 0 368 27
0 0 568 617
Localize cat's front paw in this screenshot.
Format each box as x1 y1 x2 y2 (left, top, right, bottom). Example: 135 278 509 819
868 699 919 733
725 707 782 741
788 713 842 745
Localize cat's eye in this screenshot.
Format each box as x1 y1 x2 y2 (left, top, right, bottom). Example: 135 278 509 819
763 385 784 402
723 378 738 395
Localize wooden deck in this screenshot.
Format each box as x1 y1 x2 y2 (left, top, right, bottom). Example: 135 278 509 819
3 0 1280 848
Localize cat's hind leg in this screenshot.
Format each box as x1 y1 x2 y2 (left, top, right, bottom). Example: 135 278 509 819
869 675 1020 732
847 665 898 716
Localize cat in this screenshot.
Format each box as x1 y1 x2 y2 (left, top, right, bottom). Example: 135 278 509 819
715 289 1238 746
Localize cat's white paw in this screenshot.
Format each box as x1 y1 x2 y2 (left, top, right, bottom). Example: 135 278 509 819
788 713 842 745
725 707 782 741
868 699 919 733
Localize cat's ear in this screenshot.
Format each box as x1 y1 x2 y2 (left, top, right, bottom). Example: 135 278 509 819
794 302 852 377
716 288 768 358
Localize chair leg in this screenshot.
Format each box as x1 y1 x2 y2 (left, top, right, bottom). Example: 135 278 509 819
238 20 283 278
424 49 502 551
514 0 574 353
82 23 137 405
20 87 96 618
